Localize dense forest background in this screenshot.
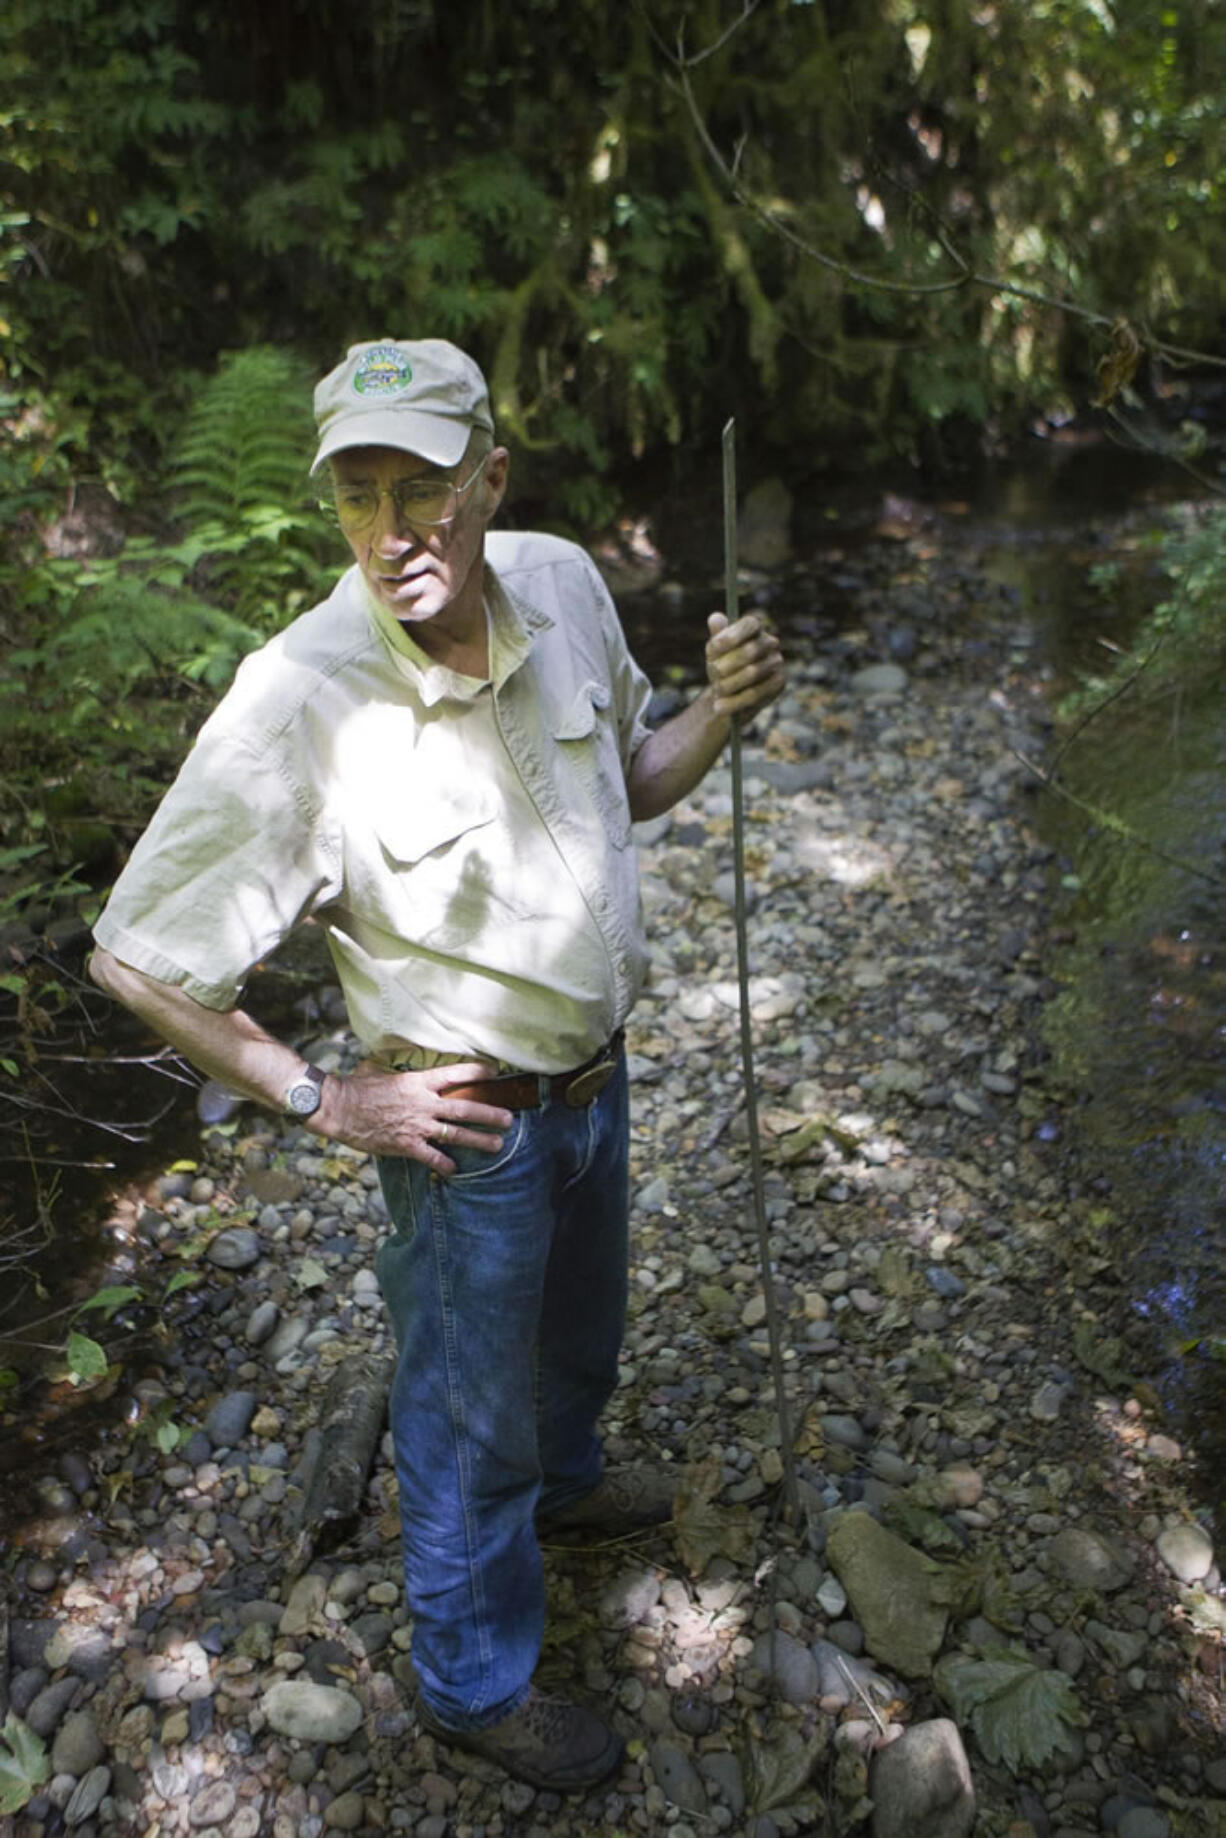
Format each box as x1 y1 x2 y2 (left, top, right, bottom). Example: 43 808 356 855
2 0 1226 955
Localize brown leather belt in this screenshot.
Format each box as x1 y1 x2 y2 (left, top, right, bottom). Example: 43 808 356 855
446 1031 624 1112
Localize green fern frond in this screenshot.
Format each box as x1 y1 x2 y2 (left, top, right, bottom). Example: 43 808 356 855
170 346 317 528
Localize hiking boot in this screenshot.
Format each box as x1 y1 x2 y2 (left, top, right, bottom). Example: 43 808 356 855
417 1686 623 1792
537 1464 677 1537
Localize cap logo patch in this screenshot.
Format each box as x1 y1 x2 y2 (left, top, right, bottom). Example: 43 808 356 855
353 346 412 396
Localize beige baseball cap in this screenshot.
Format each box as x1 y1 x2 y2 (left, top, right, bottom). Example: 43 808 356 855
311 338 494 475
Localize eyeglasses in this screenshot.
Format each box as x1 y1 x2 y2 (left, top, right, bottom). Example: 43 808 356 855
326 453 490 534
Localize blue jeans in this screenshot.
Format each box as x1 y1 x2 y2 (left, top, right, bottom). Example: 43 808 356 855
374 1053 629 1731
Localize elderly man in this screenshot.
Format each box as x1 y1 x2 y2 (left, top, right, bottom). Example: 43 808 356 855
91 338 784 1791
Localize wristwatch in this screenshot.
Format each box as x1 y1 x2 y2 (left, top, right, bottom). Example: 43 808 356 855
283 1063 327 1119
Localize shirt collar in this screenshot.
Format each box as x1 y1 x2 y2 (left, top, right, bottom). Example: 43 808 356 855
358 561 552 706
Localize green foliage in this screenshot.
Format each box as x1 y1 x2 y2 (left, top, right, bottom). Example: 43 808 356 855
172 346 317 527
77 1284 142 1317
934 1648 1084 1773
64 1328 109 1387
1060 506 1226 721
0 1714 50 1816
0 346 337 877
884 1497 967 1555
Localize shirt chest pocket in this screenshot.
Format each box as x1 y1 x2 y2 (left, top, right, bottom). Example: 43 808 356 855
366 793 498 948
553 680 632 850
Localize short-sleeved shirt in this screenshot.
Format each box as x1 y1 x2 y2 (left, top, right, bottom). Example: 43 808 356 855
93 531 654 1074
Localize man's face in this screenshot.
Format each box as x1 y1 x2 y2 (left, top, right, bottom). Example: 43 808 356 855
330 442 506 630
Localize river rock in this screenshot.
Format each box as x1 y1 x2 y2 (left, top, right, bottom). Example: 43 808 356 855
246 1300 280 1346
44 1623 113 1681
324 1790 367 1830
870 1719 975 1838
1047 1526 1133 1593
1155 1521 1213 1585
826 1511 948 1677
189 1780 238 1827
650 1739 708 1814
852 663 908 697
51 1709 105 1777
10 1668 48 1718
1117 1810 1171 1838
205 1227 261 1270
600 1569 662 1629
261 1680 364 1744
26 1677 81 1740
698 1749 746 1815
752 1630 819 1703
1085 1620 1148 1670
204 1389 258 1448
280 1573 329 1636
817 1574 848 1617
822 1414 869 1452
65 1765 111 1826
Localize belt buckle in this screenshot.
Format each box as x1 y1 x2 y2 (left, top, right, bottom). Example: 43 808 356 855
565 1057 615 1108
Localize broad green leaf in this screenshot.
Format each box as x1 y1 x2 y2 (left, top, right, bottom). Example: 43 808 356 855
885 1499 966 1555
674 1457 754 1574
77 1284 141 1316
168 1159 198 1173
156 1419 183 1453
163 1269 198 1297
0 1714 50 1815
0 844 46 870
934 1649 1083 1773
65 1332 109 1387
745 1723 828 1813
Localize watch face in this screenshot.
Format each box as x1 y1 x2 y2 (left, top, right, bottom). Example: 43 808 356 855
286 1076 323 1117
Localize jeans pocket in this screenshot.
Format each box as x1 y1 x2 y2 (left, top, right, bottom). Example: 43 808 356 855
445 1108 529 1183
377 1153 421 1243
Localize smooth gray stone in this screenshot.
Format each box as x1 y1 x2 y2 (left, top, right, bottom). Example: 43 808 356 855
752 1630 819 1704
1155 1521 1213 1585
25 1676 80 1739
65 1765 111 1827
870 1719 975 1838
9 1667 48 1718
698 1749 746 1815
261 1680 364 1744
205 1227 261 1270
50 1710 105 1777
11 1619 56 1669
204 1390 258 1448
1085 1620 1147 1670
649 1740 708 1815
246 1300 280 1347
1117 1812 1170 1838
1047 1526 1134 1593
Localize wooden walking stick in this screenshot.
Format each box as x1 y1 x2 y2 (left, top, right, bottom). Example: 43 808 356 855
722 418 800 1523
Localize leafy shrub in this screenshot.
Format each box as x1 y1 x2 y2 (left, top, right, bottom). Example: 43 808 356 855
1060 505 1226 723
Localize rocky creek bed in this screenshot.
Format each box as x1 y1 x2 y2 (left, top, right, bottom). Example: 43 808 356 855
4 527 1224 1838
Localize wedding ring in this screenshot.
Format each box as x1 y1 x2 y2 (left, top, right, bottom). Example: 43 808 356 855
439 1121 451 1143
